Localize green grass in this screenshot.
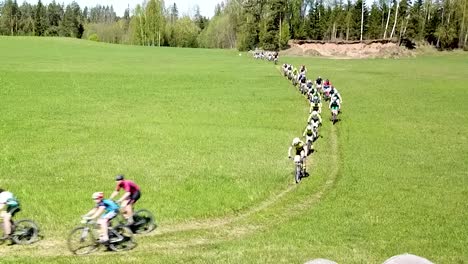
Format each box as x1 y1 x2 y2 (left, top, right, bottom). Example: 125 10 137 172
0 37 467 263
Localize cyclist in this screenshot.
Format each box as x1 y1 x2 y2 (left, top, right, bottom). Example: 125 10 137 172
310 95 322 114
308 110 322 128
299 65 307 75
306 79 313 90
109 175 141 224
0 189 20 240
329 97 341 119
302 125 316 155
331 89 343 104
292 67 299 80
316 76 323 86
82 192 119 245
288 137 307 172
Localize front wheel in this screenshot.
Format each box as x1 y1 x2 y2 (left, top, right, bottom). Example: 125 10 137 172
67 226 99 255
131 209 157 234
11 219 39 245
295 164 302 184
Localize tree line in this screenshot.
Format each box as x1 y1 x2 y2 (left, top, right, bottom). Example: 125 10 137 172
0 0 467 50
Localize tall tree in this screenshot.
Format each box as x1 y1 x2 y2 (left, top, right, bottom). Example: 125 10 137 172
35 0 47 36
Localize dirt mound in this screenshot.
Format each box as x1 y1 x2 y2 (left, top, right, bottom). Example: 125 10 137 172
281 40 414 59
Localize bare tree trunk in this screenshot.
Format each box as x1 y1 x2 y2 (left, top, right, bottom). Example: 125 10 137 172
332 22 336 40
390 0 400 39
465 28 468 46
279 16 282 48
460 0 467 47
401 11 410 38
436 2 445 47
383 1 392 39
360 2 364 41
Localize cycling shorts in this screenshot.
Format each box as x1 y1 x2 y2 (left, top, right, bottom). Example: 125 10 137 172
127 190 141 205
101 211 118 221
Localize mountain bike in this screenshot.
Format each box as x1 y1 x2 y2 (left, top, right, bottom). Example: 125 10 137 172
331 108 339 124
292 155 306 184
67 220 135 255
0 217 39 245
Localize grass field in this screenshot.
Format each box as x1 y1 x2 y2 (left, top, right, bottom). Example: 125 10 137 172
0 37 467 263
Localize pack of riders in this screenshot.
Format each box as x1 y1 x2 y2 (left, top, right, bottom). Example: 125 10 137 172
278 61 342 182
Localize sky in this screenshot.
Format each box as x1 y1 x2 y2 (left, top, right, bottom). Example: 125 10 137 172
24 0 218 18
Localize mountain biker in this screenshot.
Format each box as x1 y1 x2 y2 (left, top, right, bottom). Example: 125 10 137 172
82 192 120 245
331 90 343 104
292 67 298 78
316 76 323 86
302 125 316 155
308 111 322 128
310 95 322 114
300 65 307 75
329 98 341 118
306 79 313 89
109 175 141 224
323 79 331 87
0 189 20 240
288 137 307 172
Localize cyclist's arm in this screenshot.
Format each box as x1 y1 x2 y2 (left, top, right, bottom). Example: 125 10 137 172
83 208 97 218
318 115 322 123
302 129 307 137
288 146 293 158
89 207 105 219
109 190 119 200
117 192 131 203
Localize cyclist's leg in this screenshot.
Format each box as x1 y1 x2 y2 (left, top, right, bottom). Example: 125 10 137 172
121 199 130 219
126 191 141 224
2 208 13 238
98 211 117 242
300 149 307 170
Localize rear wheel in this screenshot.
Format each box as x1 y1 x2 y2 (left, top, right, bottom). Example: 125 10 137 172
131 209 156 234
108 225 136 252
67 227 99 255
11 219 39 245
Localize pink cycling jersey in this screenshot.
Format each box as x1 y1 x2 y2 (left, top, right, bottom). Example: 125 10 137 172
116 180 140 194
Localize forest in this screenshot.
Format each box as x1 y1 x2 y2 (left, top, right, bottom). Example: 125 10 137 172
0 0 467 50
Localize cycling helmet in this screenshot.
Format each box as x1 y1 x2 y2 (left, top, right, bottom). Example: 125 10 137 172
307 125 312 130
312 111 318 116
92 192 104 200
292 137 301 145
115 174 125 181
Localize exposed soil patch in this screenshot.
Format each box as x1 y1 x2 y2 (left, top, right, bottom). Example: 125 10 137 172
281 40 414 59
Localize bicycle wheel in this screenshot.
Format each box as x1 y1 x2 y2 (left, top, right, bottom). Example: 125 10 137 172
295 165 302 184
67 227 99 255
132 209 156 234
11 219 39 245
108 225 136 252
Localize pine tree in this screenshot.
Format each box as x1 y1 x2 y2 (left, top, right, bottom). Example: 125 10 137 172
35 0 47 36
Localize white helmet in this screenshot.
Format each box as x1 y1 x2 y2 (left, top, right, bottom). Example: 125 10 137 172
307 125 312 130
292 137 300 145
312 111 318 116
92 192 104 200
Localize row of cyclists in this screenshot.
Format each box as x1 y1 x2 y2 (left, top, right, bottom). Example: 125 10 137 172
252 50 279 64
281 63 343 182
0 174 141 245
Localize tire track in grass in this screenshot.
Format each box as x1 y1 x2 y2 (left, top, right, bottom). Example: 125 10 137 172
136 124 340 251
0 63 340 258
